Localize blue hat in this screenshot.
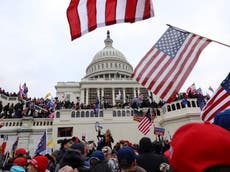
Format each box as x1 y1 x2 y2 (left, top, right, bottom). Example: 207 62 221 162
214 108 230 131
10 165 26 172
90 150 105 161
117 146 136 169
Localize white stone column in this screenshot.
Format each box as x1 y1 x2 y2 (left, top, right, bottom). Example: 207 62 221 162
101 88 104 98
137 88 140 96
112 88 115 106
123 88 126 103
80 88 84 104
86 88 89 105
97 88 100 98
133 88 136 98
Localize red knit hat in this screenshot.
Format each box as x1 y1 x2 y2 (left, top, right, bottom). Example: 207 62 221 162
169 122 230 172
15 148 27 156
13 157 27 166
29 155 48 172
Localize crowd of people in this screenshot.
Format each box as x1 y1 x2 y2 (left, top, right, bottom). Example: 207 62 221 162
0 84 230 171
0 83 211 120
0 108 230 172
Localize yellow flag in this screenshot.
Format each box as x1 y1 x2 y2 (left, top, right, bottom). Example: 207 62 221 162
45 92 52 99
47 137 53 147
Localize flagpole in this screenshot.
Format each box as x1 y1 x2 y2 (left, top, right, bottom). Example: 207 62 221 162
167 24 230 48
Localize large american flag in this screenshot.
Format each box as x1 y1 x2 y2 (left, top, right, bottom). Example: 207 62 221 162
67 0 154 40
201 73 230 122
138 108 152 135
132 26 211 102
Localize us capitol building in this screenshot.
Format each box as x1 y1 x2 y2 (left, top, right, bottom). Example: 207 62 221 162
0 31 202 153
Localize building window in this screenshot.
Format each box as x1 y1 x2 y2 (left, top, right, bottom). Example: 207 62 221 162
57 127 73 137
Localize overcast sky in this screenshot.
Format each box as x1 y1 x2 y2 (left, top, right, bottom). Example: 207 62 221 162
0 0 229 98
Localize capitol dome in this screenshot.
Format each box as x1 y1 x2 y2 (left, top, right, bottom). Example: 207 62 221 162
84 31 133 79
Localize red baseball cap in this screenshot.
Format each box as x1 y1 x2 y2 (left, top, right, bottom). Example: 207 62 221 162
13 157 27 166
15 148 27 156
29 155 48 172
169 122 230 172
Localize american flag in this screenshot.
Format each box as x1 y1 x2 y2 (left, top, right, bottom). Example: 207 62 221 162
11 136 19 155
138 108 153 135
132 26 211 102
201 73 230 122
133 109 156 122
67 0 154 40
35 131 46 155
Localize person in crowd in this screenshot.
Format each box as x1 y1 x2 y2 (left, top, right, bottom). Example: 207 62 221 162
97 128 114 149
46 150 59 172
10 156 27 172
88 150 112 172
3 103 10 118
56 137 75 163
102 146 119 172
214 108 230 131
104 129 114 148
117 146 147 172
27 155 48 172
3 147 28 171
136 137 168 172
131 94 144 109
58 165 79 172
70 142 90 168
58 147 89 172
168 122 230 172
10 165 26 172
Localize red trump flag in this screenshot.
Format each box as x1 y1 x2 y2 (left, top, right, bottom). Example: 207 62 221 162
132 26 211 102
67 0 154 40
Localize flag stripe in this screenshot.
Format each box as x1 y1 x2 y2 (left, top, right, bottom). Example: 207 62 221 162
105 0 117 25
136 0 145 20
132 27 211 102
87 0 97 31
78 0 89 36
96 0 106 27
143 0 153 19
125 0 138 22
116 0 126 23
67 0 81 39
67 0 154 40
